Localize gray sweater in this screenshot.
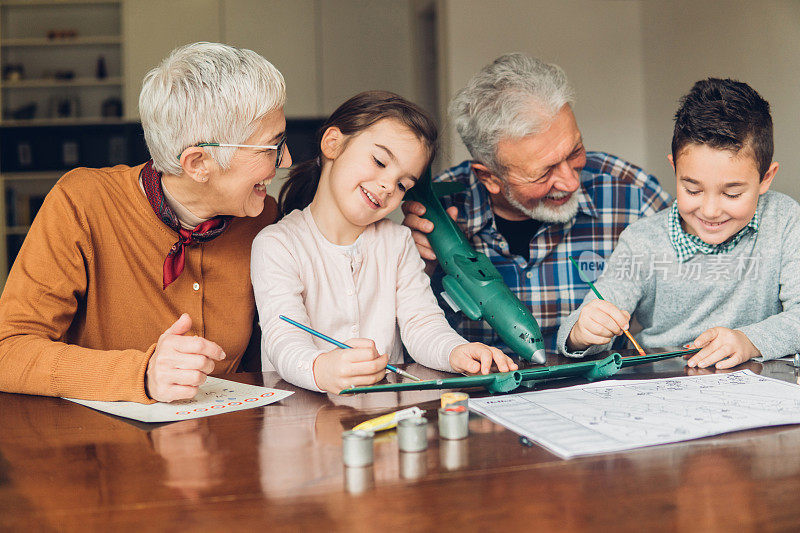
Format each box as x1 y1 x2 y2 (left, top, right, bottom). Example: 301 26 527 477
556 191 800 360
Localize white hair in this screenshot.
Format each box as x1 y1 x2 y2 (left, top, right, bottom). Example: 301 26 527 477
139 42 286 175
449 53 575 176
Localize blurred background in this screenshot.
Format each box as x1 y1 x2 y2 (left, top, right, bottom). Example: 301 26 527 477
1 0 799 284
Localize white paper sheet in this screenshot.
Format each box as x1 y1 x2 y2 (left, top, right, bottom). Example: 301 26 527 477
65 377 294 423
469 370 800 459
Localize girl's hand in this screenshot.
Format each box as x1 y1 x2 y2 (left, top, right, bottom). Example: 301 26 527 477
686 328 760 369
566 300 631 351
312 338 389 393
449 343 519 375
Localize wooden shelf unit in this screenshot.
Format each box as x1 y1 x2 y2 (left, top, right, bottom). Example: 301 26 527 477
0 0 118 6
0 170 63 288
0 0 124 126
0 0 124 289
2 76 121 88
1 35 121 46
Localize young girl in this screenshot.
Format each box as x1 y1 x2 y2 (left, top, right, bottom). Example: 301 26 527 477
251 91 517 393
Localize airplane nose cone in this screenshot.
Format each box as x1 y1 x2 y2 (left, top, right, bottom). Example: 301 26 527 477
531 349 547 365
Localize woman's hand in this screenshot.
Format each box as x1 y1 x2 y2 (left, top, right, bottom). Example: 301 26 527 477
566 300 631 351
145 314 226 402
449 343 518 375
312 338 389 393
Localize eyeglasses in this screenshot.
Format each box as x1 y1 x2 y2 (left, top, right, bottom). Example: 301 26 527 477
179 134 288 167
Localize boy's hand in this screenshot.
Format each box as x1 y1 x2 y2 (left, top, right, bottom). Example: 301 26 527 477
685 327 761 369
449 342 519 375
312 338 389 394
566 300 631 351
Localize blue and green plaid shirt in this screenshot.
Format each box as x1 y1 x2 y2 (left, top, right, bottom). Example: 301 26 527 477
432 152 672 353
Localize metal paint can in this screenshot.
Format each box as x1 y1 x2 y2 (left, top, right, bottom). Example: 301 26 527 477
441 391 469 409
342 429 374 467
397 416 428 452
438 405 469 440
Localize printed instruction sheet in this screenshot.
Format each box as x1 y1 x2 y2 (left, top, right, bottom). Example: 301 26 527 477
469 370 800 459
66 377 293 423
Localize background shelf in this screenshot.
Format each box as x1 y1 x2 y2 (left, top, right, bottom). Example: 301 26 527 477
0 1 120 6
1 35 121 46
5 225 31 235
1 170 64 181
2 76 122 88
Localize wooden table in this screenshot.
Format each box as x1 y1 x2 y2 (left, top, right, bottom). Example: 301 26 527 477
3 354 800 532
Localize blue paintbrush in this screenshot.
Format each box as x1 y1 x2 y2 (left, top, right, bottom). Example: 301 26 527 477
279 315 422 382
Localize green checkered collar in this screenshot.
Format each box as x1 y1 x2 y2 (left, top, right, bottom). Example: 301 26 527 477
668 200 759 262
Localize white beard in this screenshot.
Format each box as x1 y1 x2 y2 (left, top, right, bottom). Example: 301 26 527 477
504 188 580 223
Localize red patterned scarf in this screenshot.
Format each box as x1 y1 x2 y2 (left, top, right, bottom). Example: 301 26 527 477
140 160 231 289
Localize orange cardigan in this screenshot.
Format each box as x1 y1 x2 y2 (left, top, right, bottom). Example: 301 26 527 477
0 164 276 403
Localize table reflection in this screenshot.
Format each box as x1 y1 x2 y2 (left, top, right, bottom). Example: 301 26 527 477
439 438 469 471
150 419 222 500
344 465 375 494
676 448 757 532
399 450 427 480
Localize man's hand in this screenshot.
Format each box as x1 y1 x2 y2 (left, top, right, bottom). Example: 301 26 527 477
449 342 518 375
566 300 631 351
685 327 760 369
312 338 389 394
401 200 459 263
145 314 226 402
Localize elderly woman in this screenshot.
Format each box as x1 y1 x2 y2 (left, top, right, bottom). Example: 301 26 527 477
0 42 291 403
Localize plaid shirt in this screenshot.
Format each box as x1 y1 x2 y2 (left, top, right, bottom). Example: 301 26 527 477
668 201 759 262
432 152 672 353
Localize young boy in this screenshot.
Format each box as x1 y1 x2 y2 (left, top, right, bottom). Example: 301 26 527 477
557 78 800 369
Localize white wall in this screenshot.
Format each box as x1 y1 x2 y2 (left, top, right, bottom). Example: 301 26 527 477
123 0 417 119
223 0 320 118
318 0 415 114
227 0 418 117
437 0 649 174
641 0 800 199
122 0 221 120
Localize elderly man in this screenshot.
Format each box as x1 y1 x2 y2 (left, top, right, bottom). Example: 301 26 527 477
404 53 670 353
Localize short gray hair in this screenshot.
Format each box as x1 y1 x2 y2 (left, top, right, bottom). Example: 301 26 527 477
140 42 286 175
449 53 575 176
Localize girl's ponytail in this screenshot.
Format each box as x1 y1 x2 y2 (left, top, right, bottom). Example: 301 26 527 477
278 157 321 217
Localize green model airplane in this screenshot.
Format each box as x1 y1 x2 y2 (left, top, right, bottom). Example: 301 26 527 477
340 349 701 395
405 173 547 364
